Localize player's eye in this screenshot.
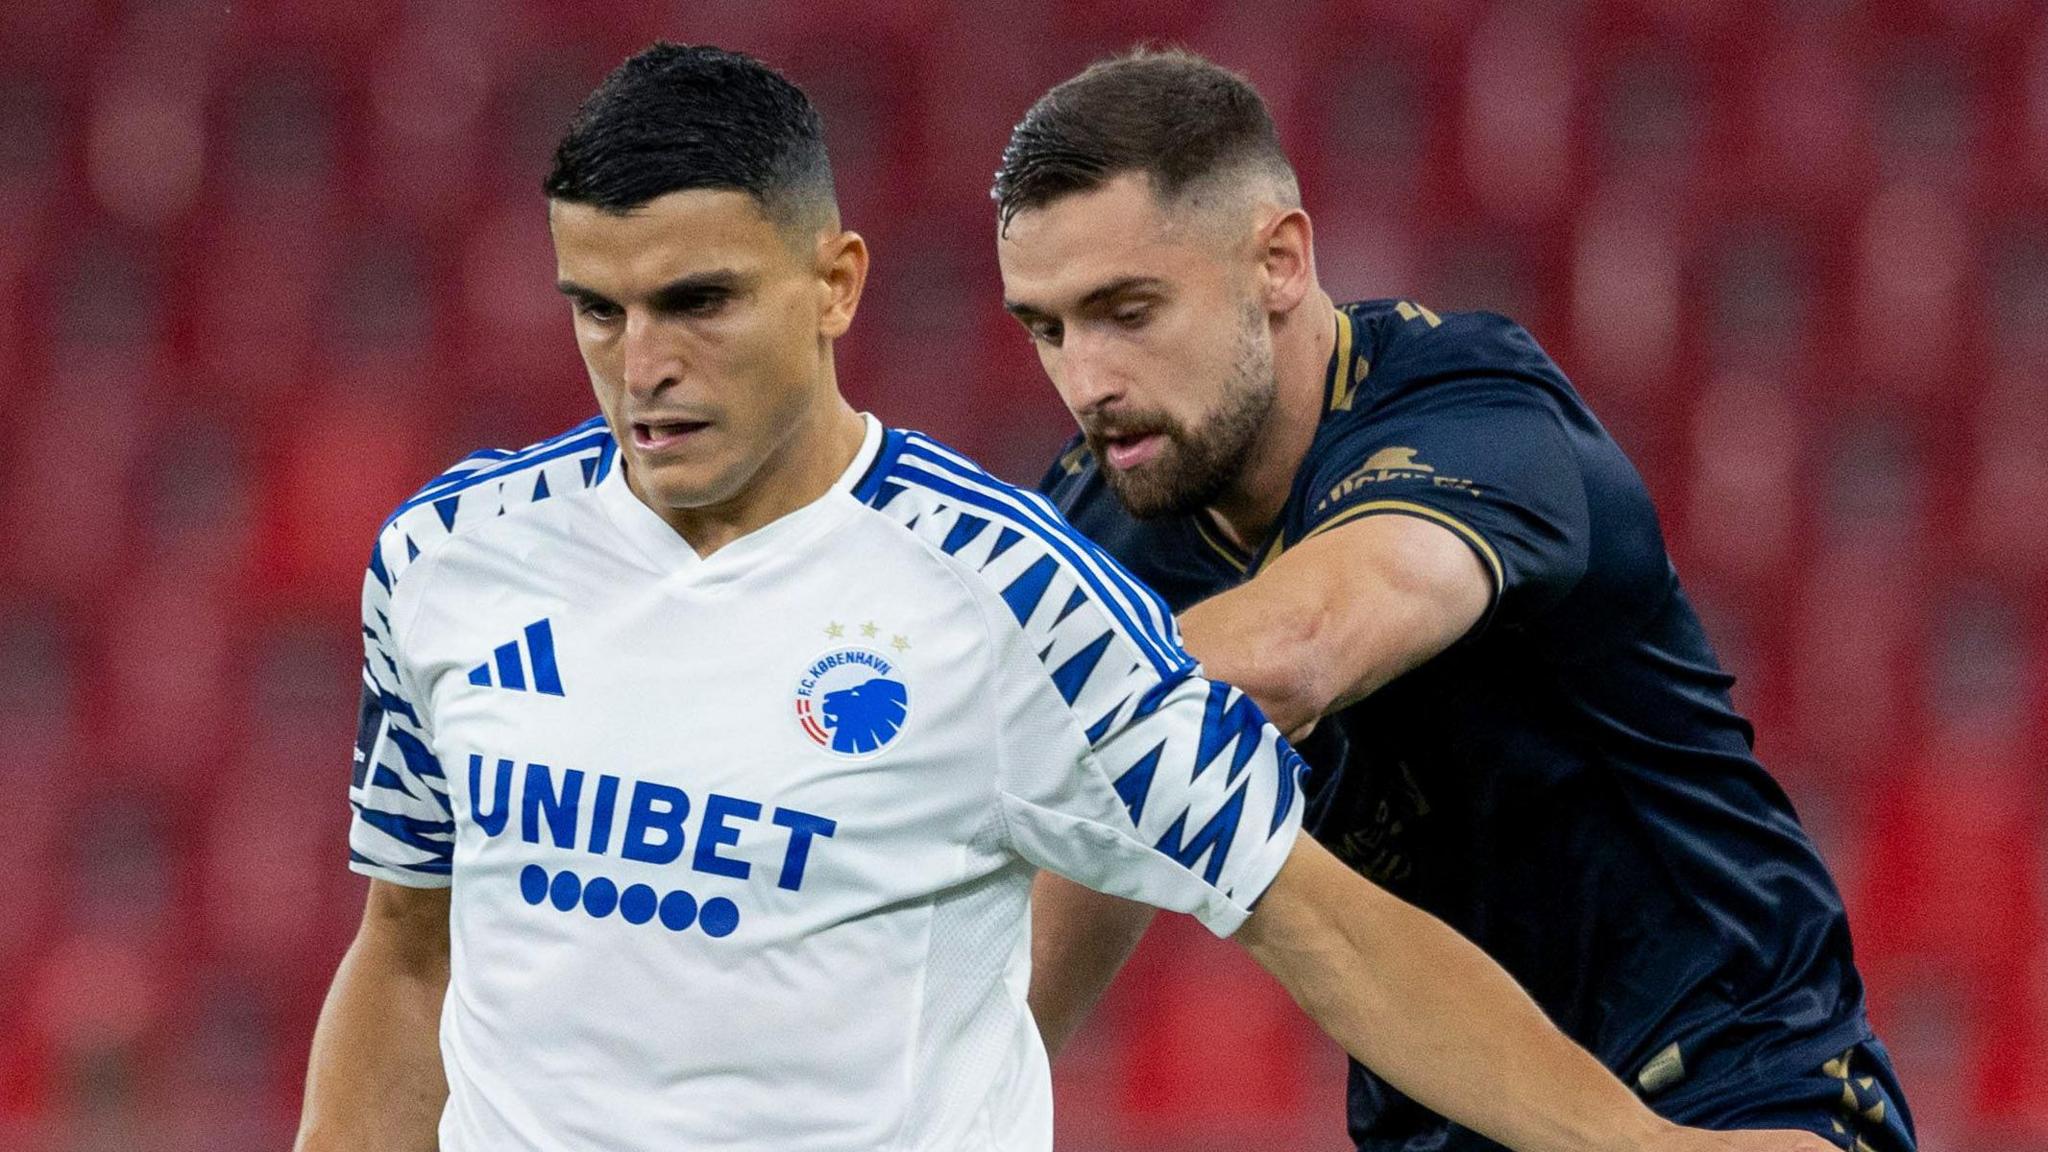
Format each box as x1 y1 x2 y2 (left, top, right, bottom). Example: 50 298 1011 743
1112 303 1152 329
575 298 622 323
1027 320 1063 346
669 291 728 317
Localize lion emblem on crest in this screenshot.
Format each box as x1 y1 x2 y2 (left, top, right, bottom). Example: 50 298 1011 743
820 677 908 755
795 647 911 757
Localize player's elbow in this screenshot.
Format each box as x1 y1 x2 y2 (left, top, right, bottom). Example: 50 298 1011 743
1180 579 1349 735
1237 609 1344 737
1265 671 1336 741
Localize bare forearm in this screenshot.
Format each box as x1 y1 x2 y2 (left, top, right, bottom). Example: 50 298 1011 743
1177 516 1491 736
296 912 449 1150
1241 841 1666 1152
1028 872 1155 1057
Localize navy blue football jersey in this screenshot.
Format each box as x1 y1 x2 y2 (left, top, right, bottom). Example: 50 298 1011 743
1043 300 1883 1151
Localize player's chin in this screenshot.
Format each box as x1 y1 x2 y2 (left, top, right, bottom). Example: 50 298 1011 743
636 455 744 510
1105 465 1200 520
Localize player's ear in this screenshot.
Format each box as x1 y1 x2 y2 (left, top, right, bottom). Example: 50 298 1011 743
815 229 868 340
1256 206 1314 315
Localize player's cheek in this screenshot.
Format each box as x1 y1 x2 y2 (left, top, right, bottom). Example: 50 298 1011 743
1034 341 1061 389
769 307 822 403
573 329 620 391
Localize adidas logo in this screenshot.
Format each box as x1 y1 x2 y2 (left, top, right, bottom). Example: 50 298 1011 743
467 619 566 696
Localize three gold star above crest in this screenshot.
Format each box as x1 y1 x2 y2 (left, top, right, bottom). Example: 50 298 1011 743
826 620 908 652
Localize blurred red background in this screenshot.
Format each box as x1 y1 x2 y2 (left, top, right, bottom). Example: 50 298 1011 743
1 1 2043 1149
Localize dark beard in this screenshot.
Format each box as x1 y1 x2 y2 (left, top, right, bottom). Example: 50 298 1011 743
1093 308 1275 520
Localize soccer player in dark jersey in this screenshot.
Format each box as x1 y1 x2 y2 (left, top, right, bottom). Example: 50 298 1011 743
995 50 1914 1152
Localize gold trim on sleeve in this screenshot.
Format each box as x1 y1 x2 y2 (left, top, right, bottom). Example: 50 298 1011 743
1298 499 1505 592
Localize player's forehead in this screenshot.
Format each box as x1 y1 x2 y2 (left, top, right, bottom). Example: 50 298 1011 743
997 173 1221 312
548 188 785 296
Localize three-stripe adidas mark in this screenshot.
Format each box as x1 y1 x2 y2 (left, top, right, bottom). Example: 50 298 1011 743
467 619 565 695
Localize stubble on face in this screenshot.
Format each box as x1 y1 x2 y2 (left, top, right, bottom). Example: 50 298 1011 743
1088 297 1275 520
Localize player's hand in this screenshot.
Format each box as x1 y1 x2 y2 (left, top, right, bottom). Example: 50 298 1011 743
1652 1125 1839 1152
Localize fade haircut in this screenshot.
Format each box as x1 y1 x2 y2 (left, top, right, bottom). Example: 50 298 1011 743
545 42 837 233
991 48 1298 232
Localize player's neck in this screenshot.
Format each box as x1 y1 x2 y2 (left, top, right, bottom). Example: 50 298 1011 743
1204 287 1337 551
649 395 867 559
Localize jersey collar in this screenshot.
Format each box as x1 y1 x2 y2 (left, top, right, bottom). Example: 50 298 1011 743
1322 304 1368 415
596 412 885 577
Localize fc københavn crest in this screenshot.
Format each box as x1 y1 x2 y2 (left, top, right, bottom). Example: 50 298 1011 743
795 648 909 758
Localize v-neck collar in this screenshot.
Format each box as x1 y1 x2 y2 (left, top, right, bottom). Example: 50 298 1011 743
595 413 885 579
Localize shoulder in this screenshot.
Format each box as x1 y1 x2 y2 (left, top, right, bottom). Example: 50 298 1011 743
367 415 617 599
1343 299 1576 414
1304 301 1593 483
857 427 1193 685
1349 298 1556 379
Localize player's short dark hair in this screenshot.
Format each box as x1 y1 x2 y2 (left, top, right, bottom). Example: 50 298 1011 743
545 42 836 232
991 48 1296 231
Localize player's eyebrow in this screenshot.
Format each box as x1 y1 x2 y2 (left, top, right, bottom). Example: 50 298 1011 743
555 279 613 307
1077 276 1167 310
648 270 747 311
1005 275 1168 320
555 270 749 309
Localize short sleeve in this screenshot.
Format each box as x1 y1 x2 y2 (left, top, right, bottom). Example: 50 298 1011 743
347 538 455 886
981 543 1306 937
1298 376 1591 633
867 430 1306 935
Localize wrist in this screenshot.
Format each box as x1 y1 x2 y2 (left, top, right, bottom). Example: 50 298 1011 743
1627 1113 1715 1152
1593 1105 1680 1152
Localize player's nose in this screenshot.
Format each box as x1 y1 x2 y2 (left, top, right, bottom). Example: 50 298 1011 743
620 312 681 398
1054 341 1125 414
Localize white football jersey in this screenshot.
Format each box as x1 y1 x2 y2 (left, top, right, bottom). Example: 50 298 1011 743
349 413 1308 1152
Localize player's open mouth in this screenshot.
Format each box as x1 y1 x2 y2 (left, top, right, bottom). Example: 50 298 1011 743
633 420 711 452
1103 433 1165 471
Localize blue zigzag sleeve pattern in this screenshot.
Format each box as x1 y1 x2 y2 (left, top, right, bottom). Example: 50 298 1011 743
345 416 616 886
862 429 1307 925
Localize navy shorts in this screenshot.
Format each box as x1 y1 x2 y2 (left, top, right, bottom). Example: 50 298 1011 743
1660 1040 1917 1152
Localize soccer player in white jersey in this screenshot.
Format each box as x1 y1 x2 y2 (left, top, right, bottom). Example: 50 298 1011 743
295 43 1820 1152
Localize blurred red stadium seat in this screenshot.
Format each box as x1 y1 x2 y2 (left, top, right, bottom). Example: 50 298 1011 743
9 6 2039 1145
